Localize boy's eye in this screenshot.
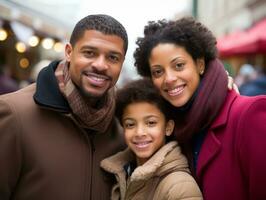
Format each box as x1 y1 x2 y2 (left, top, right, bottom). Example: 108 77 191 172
123 121 135 129
147 120 157 127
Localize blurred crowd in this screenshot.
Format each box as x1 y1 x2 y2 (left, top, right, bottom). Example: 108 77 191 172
235 63 266 96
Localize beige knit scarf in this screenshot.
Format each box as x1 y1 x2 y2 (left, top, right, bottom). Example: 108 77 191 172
55 60 115 133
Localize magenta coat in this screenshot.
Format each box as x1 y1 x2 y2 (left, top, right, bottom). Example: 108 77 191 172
197 90 266 200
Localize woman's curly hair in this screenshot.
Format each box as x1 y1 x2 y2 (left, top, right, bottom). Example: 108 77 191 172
134 17 217 77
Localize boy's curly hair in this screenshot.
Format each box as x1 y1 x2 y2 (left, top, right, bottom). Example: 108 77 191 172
134 17 217 77
115 78 172 124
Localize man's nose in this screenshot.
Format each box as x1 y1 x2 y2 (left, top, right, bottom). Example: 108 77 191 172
92 55 108 71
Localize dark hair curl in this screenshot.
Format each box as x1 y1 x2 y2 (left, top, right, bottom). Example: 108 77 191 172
115 78 172 124
134 17 217 77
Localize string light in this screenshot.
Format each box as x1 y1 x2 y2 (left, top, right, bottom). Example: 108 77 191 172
53 42 64 52
0 28 8 41
19 58 30 68
41 38 54 49
15 42 26 53
28 35 39 47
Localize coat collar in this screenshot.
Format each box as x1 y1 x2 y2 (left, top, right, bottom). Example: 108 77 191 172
209 90 238 129
196 90 238 180
33 60 70 113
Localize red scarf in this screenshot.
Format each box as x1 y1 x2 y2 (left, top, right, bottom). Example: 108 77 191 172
173 59 228 143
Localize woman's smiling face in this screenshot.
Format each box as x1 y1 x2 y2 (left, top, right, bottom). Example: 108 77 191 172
149 43 204 107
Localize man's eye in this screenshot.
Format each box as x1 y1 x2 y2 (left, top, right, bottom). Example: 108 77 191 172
84 51 95 57
109 55 119 62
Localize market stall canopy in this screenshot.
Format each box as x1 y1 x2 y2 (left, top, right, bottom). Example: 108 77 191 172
217 18 266 57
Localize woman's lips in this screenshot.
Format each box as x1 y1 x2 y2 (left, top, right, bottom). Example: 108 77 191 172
166 84 185 97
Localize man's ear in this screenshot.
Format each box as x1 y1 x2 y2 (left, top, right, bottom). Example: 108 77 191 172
65 43 73 62
165 120 175 136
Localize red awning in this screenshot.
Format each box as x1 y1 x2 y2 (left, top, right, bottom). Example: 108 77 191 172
217 18 266 57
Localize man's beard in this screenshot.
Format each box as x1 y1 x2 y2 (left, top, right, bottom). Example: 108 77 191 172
77 81 109 108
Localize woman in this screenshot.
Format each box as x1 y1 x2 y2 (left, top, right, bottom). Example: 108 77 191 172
133 17 266 200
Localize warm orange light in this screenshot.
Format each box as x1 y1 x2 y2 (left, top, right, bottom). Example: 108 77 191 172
16 42 26 53
53 42 64 52
19 58 29 68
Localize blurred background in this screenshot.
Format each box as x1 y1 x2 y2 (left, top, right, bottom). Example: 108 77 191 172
0 0 265 95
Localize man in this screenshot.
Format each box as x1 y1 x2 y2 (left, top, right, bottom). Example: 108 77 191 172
0 14 128 200
0 61 19 95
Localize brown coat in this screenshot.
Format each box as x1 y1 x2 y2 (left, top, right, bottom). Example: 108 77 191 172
101 141 203 200
0 61 125 200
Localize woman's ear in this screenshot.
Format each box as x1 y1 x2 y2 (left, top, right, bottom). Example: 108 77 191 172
196 58 205 75
165 120 175 136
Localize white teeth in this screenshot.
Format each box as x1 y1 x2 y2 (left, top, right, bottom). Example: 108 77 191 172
135 141 150 148
91 76 105 82
167 86 184 96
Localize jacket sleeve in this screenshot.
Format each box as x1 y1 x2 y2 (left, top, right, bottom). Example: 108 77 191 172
237 97 266 200
0 99 22 199
155 171 203 200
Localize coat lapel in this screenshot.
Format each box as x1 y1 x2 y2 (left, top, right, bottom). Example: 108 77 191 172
196 131 221 182
196 91 238 182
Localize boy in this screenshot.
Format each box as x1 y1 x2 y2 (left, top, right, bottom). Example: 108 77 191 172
101 78 202 200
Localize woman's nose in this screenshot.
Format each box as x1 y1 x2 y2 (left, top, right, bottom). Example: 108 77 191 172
164 70 177 85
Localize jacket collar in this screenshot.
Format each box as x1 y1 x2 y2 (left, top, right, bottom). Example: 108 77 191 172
101 141 189 182
33 60 70 113
197 90 238 180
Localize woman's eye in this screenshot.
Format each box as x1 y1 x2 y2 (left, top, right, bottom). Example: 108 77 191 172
175 63 184 69
151 69 163 78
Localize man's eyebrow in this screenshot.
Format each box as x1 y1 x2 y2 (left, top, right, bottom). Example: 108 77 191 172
80 45 97 50
109 51 123 57
80 45 123 57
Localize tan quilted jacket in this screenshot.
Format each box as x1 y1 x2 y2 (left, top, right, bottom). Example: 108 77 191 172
101 141 203 200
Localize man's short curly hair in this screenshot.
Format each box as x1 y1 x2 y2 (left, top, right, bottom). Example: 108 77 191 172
70 14 128 54
134 17 217 77
115 78 172 124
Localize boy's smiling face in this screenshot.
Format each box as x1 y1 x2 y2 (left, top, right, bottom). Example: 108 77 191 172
122 102 174 166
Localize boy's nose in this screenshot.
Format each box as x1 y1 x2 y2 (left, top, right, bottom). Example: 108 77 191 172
135 125 147 137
